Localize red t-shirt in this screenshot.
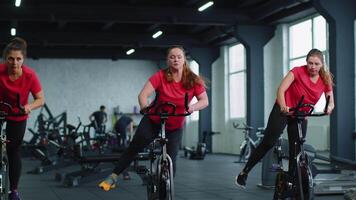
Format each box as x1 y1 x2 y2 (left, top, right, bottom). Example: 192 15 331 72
284 65 332 109
0 64 42 121
148 69 205 131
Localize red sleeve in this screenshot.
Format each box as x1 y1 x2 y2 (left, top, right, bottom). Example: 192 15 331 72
290 66 301 79
324 84 333 93
30 72 42 94
194 81 206 97
148 70 162 89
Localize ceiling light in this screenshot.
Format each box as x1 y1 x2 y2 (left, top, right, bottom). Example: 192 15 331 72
15 0 21 7
152 30 163 39
11 28 16 36
198 1 214 12
126 49 135 55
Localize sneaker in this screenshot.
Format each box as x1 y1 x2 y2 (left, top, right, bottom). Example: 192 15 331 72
235 172 248 189
9 191 21 200
98 173 118 191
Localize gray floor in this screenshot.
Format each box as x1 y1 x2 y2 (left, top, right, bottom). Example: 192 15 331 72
19 153 345 200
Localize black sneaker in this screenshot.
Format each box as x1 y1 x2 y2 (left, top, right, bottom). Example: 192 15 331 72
235 172 248 189
9 191 21 200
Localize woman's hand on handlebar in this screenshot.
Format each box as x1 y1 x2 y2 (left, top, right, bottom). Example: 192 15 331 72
24 104 32 114
326 105 334 115
188 105 195 113
140 105 148 114
280 105 290 114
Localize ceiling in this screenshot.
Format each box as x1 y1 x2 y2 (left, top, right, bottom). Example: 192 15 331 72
0 0 315 60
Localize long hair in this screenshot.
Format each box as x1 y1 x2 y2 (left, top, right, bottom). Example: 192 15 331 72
164 45 206 90
306 49 334 86
2 37 27 60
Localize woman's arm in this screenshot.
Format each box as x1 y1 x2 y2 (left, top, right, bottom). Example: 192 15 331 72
325 90 334 115
276 72 294 113
188 91 209 113
25 90 45 114
138 81 155 110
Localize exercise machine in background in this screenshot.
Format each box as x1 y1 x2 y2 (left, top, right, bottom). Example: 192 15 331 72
183 131 220 160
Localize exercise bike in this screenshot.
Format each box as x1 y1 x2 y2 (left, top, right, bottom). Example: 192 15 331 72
233 122 264 163
141 92 190 200
0 95 25 200
273 95 330 200
183 131 220 160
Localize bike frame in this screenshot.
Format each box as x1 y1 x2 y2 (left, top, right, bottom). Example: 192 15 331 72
0 117 9 197
233 123 264 162
142 92 190 200
0 95 25 200
295 115 313 200
274 95 330 200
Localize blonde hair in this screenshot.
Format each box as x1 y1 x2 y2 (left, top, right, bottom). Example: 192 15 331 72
164 45 206 89
306 48 334 86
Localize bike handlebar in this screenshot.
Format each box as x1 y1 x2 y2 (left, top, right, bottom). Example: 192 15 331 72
0 94 26 117
288 95 330 117
140 92 191 117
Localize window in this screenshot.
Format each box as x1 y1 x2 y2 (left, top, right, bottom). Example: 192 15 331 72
188 60 199 121
288 15 329 111
288 15 328 70
228 44 246 118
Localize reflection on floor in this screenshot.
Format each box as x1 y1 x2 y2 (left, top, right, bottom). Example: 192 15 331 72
19 153 344 200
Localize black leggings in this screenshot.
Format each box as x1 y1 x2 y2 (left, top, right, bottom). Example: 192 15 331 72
242 103 307 174
113 116 183 176
5 120 27 191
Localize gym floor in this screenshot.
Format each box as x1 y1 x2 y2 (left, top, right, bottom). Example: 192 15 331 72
20 153 343 200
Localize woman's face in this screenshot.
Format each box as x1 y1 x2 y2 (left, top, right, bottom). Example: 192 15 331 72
167 48 185 71
306 55 323 77
5 50 24 74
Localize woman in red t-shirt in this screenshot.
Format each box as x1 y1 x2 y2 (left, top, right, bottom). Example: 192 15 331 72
99 45 209 191
0 37 45 200
236 49 335 188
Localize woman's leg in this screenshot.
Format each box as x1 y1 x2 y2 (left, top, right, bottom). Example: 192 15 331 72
241 104 287 174
99 117 160 191
112 116 159 175
5 120 27 191
166 129 183 176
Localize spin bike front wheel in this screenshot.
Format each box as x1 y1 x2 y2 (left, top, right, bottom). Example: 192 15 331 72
158 159 174 200
299 159 314 200
244 143 254 161
273 171 294 200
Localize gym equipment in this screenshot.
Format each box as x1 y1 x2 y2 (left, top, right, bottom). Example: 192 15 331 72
0 95 26 200
25 104 70 174
233 122 264 163
54 120 145 187
183 131 220 160
140 92 190 200
273 95 329 200
259 136 289 188
312 155 356 195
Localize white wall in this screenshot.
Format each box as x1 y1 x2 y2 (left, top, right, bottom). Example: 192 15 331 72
182 120 199 148
210 47 245 154
24 58 158 140
264 25 285 124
